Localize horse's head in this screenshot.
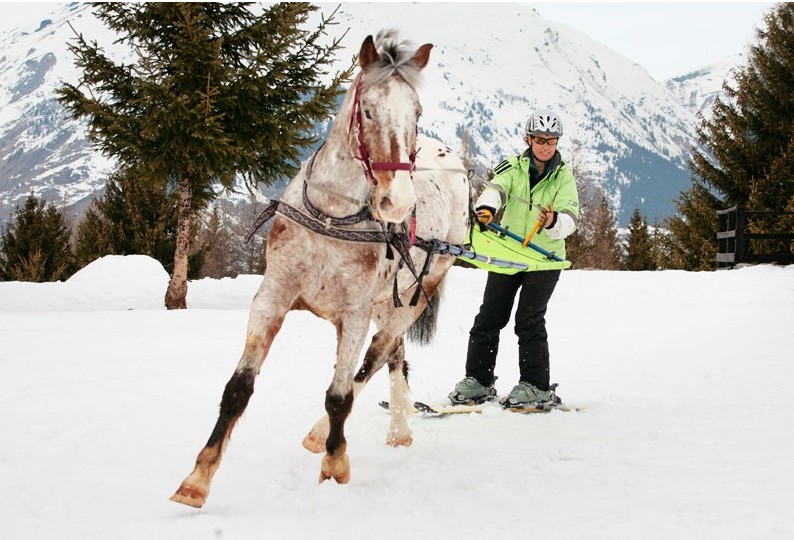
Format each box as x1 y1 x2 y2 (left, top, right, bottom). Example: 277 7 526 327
350 31 433 224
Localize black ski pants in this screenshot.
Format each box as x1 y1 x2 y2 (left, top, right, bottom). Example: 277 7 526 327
465 269 561 391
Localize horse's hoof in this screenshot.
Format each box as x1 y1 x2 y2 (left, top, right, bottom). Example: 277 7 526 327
319 453 350 484
170 483 207 508
319 468 351 484
302 432 326 454
386 435 413 447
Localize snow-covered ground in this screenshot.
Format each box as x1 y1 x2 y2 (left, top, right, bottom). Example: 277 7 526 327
1 256 792 539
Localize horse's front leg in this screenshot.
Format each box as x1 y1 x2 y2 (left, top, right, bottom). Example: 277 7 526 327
170 278 297 507
320 308 371 484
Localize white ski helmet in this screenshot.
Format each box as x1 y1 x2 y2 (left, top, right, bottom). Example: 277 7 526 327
525 110 563 137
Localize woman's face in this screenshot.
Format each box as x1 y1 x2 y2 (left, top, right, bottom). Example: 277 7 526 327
528 135 558 162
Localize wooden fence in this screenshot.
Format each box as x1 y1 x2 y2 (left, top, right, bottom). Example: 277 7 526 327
717 206 794 268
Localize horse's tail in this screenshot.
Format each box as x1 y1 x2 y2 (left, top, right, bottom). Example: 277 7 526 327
406 277 446 345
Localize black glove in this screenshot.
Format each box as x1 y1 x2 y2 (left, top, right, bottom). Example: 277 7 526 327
475 205 496 225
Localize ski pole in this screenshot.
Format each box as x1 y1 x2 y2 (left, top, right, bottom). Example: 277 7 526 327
522 204 551 247
522 212 546 247
486 222 565 262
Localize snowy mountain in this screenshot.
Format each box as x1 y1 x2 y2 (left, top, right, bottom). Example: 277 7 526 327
0 3 740 226
665 53 745 117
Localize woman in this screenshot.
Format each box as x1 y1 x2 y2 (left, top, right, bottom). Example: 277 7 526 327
449 109 580 408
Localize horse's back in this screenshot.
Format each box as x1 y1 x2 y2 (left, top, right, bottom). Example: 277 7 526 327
416 134 466 181
414 135 470 244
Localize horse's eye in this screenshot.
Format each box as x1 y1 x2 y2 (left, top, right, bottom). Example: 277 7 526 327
364 110 373 120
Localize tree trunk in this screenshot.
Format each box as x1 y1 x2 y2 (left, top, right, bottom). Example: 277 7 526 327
165 179 193 310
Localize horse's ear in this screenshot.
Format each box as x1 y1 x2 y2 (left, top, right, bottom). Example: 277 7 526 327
412 43 433 70
359 35 379 69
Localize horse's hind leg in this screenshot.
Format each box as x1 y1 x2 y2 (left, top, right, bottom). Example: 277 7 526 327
302 326 405 453
383 273 449 446
302 299 424 452
384 337 412 447
170 279 296 508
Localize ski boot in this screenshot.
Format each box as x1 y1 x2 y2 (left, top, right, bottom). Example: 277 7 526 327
500 382 562 410
448 376 497 405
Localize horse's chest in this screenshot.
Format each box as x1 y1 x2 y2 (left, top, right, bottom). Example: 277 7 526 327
299 245 397 304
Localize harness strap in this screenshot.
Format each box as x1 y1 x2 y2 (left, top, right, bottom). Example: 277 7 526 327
389 233 431 308
392 259 404 307
380 221 395 260
244 200 279 244
371 162 414 171
307 182 370 208
303 179 372 227
278 200 390 242
409 246 434 306
413 166 469 174
245 199 430 307
298 147 374 227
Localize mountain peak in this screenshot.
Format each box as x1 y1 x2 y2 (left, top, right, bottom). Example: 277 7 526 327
0 3 740 225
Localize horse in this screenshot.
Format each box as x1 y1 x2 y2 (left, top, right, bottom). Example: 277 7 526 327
170 30 470 508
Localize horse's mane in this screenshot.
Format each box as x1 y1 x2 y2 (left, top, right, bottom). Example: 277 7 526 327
363 29 424 88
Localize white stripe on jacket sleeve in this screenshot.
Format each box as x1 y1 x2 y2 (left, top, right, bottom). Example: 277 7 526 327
544 211 576 239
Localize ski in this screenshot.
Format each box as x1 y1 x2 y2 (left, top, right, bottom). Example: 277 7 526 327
379 400 584 417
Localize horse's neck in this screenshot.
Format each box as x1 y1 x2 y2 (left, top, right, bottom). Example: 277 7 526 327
298 79 372 216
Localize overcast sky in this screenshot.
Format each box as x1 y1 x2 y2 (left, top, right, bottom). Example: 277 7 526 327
530 2 776 79
0 2 778 81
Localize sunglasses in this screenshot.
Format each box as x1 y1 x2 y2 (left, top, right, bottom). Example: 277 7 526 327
531 136 559 146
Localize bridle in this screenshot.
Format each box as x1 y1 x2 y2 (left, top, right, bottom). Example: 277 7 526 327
301 73 465 231
348 76 418 186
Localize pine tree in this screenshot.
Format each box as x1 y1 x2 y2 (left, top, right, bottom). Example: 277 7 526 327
624 208 655 270
590 194 623 270
649 218 672 270
665 183 721 270
234 195 270 275
196 207 234 278
459 126 487 194
75 167 179 273
193 194 271 278
565 168 622 270
58 3 352 308
564 167 597 267
0 193 75 282
671 3 794 269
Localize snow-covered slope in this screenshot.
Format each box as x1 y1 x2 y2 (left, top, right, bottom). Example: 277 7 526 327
0 3 745 225
1 257 793 538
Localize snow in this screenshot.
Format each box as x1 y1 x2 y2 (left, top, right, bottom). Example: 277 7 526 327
1 256 793 539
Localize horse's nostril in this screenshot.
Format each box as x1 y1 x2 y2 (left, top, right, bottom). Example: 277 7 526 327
380 196 394 212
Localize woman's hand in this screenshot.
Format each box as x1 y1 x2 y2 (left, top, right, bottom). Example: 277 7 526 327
476 206 495 224
538 204 555 228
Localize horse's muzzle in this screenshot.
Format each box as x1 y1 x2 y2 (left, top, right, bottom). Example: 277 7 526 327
375 171 416 223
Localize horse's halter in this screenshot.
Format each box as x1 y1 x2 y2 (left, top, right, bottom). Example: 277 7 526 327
348 76 418 186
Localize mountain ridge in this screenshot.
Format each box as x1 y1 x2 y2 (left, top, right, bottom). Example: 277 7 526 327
0 3 742 226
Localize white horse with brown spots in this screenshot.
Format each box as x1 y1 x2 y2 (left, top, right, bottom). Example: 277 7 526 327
170 31 470 508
